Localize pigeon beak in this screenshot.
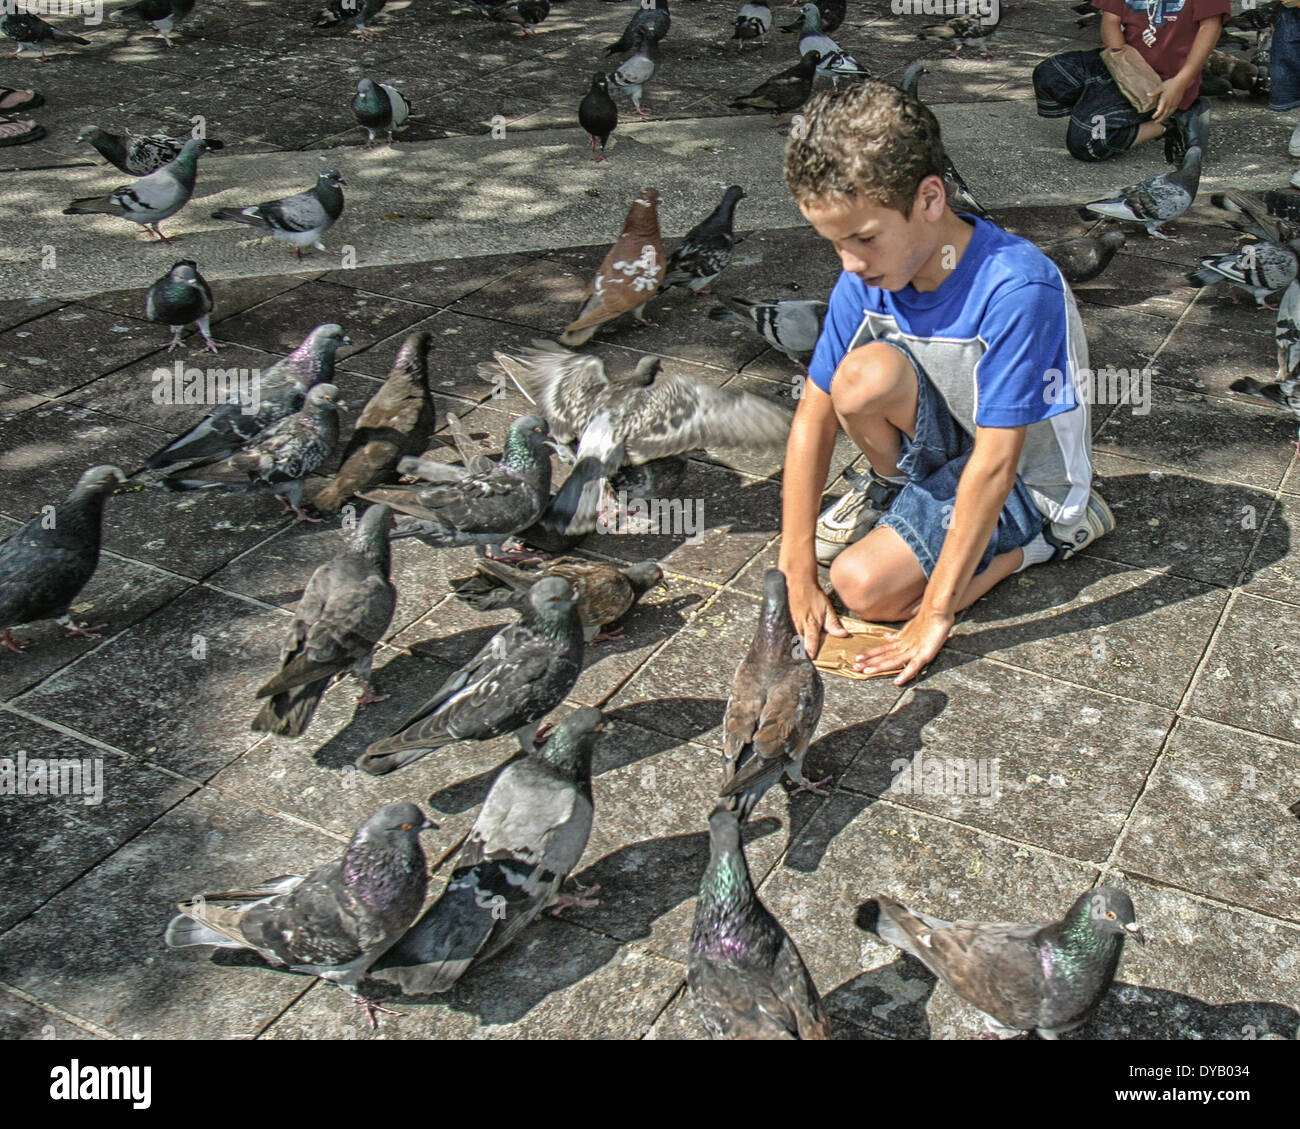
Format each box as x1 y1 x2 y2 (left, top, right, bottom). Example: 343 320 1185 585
341 334 353 346
543 439 562 455
336 399 350 411
419 817 439 832
1123 922 1146 944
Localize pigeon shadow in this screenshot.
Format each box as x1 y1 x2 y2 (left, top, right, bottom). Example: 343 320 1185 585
599 695 728 746
820 953 939 1040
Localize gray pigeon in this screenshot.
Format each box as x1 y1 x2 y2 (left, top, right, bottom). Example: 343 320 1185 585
1041 230 1127 285
1 12 90 59
578 72 618 162
352 77 411 148
485 341 792 536
110 0 197 48
0 466 124 655
708 297 827 366
730 50 822 121
488 0 550 34
76 125 225 177
211 169 346 258
368 709 605 994
1083 146 1202 241
1230 279 1300 449
608 27 659 118
62 137 212 242
359 414 554 556
158 383 344 523
358 576 585 775
857 886 1145 1039
313 331 435 514
733 1 772 49
1188 238 1300 308
899 65 990 220
605 0 668 54
313 0 386 37
251 504 397 737
164 802 434 1027
718 568 825 820
660 186 746 296
140 323 349 474
688 807 832 1040
146 260 219 354
791 3 870 86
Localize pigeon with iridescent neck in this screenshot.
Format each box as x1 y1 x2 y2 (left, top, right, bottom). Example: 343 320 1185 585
146 260 219 354
211 169 346 258
352 78 411 148
1083 147 1201 241
660 185 746 296
688 807 832 1039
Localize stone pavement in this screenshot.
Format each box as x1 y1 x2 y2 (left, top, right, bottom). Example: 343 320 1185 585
1 0 1299 1041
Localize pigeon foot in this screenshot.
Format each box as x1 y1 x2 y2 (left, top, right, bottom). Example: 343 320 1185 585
1 629 32 655
62 621 107 641
355 682 390 708
549 882 602 914
789 773 832 798
589 626 625 644
353 994 402 1029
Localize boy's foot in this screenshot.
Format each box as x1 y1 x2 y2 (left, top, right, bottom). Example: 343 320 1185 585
1045 488 1115 560
814 466 903 566
1163 99 1209 165
0 88 43 113
1289 119 1300 159
0 117 45 147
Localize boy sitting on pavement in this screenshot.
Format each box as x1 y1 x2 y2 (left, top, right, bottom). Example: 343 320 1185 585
778 81 1114 686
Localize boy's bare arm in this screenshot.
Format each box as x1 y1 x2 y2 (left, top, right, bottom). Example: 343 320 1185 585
1151 15 1222 122
1100 11 1125 51
856 424 1026 684
777 378 850 657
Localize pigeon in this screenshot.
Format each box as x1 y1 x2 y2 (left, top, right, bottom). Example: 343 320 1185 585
729 51 822 121
313 0 386 37
899 64 990 220
251 504 397 736
1041 230 1126 285
352 78 411 148
917 10 999 58
1 13 91 60
313 331 436 515
368 709 605 994
140 323 349 474
560 188 665 345
75 125 224 177
0 466 124 655
718 569 825 819
486 0 549 34
789 3 870 86
158 384 345 523
607 27 659 118
359 414 554 556
578 72 618 161
857 886 1145 1039
1188 239 1300 308
357 575 585 775
733 0 772 49
708 297 827 366
165 802 434 1027
605 0 668 54
146 260 219 354
1230 280 1300 449
485 340 792 536
211 169 346 258
1210 188 1300 244
1083 146 1201 241
660 185 746 296
110 0 196 48
62 137 212 242
781 0 843 34
451 557 664 642
1225 0 1279 36
688 807 832 1040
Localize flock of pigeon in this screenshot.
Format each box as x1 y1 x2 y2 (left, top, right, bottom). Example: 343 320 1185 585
4 0 1298 1039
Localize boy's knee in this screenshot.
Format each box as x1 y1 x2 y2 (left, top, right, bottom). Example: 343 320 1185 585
830 342 914 420
1065 122 1112 162
829 554 917 622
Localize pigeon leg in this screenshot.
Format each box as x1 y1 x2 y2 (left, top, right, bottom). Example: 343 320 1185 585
549 882 602 914
56 616 107 641
196 315 222 354
594 149 606 163
589 625 626 644
288 504 324 525
355 682 390 708
313 242 343 257
787 768 832 798
351 993 402 1029
1 628 32 654
166 328 185 352
1147 227 1178 242
354 26 383 41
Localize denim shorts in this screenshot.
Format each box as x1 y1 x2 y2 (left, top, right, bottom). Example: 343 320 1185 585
1271 7 1300 112
874 341 1046 579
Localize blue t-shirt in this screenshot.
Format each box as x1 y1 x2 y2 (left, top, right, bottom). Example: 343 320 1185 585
807 215 1094 524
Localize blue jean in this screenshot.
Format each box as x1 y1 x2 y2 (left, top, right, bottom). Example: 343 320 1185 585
1033 48 1151 160
874 343 1046 579
1272 7 1300 112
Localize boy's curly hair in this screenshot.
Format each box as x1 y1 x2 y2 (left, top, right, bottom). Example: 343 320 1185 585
784 81 947 216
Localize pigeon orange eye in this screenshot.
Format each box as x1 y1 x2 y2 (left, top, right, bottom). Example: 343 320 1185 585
399 822 413 830
1106 911 1115 919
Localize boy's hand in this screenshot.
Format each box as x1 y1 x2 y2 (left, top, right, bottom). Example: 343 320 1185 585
1149 74 1191 122
852 606 954 686
787 576 849 659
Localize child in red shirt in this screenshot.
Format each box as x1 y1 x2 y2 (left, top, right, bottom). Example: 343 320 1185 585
1034 0 1229 162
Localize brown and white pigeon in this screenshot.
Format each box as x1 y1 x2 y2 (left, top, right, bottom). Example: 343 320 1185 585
688 807 832 1040
251 504 397 737
313 331 435 514
561 190 664 346
857 886 1145 1039
917 10 999 58
718 568 825 819
368 709 605 995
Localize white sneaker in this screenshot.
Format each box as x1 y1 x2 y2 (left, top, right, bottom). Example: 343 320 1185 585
813 467 902 566
1289 120 1300 159
1046 488 1116 560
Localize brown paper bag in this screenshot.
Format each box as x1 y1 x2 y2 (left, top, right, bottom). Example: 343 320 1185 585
1102 45 1162 114
811 617 906 681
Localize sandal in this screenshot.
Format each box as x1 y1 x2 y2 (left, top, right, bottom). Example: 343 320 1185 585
0 88 44 114
0 118 46 147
